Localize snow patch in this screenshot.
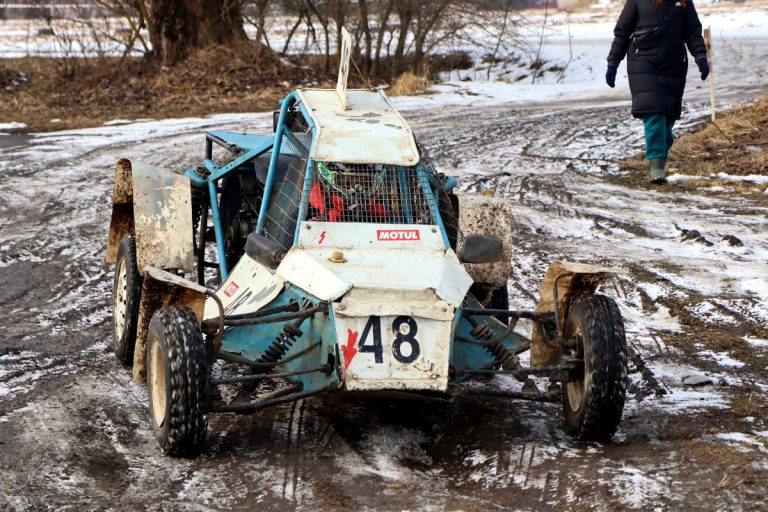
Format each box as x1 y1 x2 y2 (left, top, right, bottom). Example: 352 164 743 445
715 172 768 185
697 349 746 368
0 122 27 131
102 119 132 126
602 466 673 510
744 337 768 348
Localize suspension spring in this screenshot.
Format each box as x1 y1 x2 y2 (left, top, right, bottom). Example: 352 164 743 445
471 323 519 370
258 300 311 365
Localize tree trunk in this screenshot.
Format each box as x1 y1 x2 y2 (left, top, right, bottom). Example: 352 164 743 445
393 1 413 77
253 0 271 55
358 0 372 72
412 0 450 74
372 0 393 77
305 0 330 72
334 0 346 68
149 0 247 65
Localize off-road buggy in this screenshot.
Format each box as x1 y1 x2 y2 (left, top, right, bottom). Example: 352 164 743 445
106 31 629 456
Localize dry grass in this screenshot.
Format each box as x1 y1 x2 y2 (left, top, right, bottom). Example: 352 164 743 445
614 96 768 197
388 72 431 96
0 43 335 133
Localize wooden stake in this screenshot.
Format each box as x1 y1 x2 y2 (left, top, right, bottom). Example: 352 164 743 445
704 26 716 122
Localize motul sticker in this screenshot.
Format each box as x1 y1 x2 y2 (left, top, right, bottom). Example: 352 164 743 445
223 281 239 298
376 229 420 241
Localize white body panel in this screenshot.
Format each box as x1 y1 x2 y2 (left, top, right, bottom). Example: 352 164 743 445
333 289 453 391
280 222 468 391
203 256 285 321
296 88 419 166
276 222 473 307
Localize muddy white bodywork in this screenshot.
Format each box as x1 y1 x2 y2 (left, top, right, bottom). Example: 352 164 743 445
203 221 472 392
296 88 420 166
202 257 285 320
106 159 194 273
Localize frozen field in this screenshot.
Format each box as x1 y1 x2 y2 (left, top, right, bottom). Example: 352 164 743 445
1 2 768 510
2 90 768 509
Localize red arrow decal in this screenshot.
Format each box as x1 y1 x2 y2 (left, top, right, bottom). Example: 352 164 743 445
341 329 359 369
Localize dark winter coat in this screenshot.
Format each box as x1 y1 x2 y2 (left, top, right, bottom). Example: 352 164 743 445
608 0 707 119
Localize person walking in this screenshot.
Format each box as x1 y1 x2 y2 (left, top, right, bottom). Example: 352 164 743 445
606 0 709 183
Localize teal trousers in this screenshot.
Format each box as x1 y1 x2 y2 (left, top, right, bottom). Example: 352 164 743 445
643 113 676 160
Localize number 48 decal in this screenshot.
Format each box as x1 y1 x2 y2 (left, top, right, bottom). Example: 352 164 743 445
358 316 421 364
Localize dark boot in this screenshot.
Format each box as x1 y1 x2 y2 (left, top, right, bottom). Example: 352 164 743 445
649 158 667 184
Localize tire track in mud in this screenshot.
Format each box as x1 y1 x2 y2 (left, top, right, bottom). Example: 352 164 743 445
1 100 768 510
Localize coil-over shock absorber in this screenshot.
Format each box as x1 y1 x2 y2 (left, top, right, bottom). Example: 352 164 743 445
470 322 519 371
258 299 312 365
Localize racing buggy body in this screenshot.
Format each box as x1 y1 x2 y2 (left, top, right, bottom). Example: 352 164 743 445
106 31 629 456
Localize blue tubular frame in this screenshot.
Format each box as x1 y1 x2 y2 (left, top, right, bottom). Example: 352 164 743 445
396 166 414 225
186 92 300 279
187 135 274 280
293 100 318 245
416 162 451 249
256 92 298 235
186 89 453 279
208 180 229 278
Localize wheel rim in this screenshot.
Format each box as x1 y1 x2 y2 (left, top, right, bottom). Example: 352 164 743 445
566 325 586 413
148 334 167 428
114 259 128 341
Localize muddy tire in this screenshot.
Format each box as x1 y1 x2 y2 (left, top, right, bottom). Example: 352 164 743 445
146 306 209 457
112 234 142 366
562 295 628 442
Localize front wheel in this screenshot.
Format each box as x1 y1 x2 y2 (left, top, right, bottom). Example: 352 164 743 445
146 306 210 457
562 295 628 442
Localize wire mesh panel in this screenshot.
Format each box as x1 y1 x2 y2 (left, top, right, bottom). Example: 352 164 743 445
260 110 313 251
421 154 461 250
305 162 437 226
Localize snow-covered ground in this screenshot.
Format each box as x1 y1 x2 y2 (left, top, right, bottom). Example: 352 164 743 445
1 2 767 510
1 95 767 511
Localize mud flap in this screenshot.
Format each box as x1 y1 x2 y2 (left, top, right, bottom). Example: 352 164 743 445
105 159 194 273
105 159 134 263
457 194 515 289
132 267 208 383
531 261 624 367
132 161 195 273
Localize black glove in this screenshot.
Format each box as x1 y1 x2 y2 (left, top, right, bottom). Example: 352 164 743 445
606 65 617 88
696 57 710 80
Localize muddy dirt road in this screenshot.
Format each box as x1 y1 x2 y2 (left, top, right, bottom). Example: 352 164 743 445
2 92 768 511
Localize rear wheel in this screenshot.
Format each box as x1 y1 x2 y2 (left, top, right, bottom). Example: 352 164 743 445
562 295 628 442
146 306 210 457
112 234 142 366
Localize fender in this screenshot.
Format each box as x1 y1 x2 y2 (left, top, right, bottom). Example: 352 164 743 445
531 261 625 367
105 159 194 274
132 267 210 383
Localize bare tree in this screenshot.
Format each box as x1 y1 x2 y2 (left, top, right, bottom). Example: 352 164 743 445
357 0 372 71
411 0 451 73
148 0 247 64
371 0 394 76
89 0 248 64
244 0 273 56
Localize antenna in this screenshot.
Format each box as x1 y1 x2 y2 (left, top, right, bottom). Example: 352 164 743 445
336 27 352 110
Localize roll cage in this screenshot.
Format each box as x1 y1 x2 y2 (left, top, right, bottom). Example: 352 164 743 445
184 91 454 282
